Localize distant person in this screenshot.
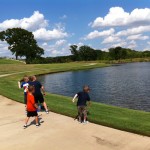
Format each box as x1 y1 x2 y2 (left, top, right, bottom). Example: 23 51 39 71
24 85 40 128
18 76 29 113
29 75 49 114
72 85 91 124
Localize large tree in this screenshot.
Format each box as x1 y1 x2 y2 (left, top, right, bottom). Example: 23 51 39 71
109 47 127 60
69 45 80 61
0 28 44 62
78 45 97 61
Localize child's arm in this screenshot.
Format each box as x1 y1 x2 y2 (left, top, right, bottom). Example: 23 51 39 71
41 86 46 95
72 94 78 103
34 103 39 109
18 81 21 89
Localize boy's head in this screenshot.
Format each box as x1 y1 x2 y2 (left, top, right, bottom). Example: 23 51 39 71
28 75 36 82
29 76 33 82
28 85 35 93
83 85 90 93
32 75 37 81
23 76 29 82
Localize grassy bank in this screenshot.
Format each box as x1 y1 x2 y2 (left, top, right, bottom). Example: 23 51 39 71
0 60 150 136
99 57 150 64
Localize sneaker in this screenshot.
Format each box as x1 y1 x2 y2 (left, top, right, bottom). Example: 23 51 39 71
83 121 89 124
36 124 40 127
23 125 27 128
46 110 49 114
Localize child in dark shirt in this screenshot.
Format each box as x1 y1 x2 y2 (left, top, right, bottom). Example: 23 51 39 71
72 85 91 124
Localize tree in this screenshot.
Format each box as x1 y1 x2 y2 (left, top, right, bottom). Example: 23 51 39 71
109 47 127 60
69 45 80 61
0 28 44 62
78 45 97 61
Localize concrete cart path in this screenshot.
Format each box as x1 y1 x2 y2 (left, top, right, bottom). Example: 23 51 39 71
0 95 150 150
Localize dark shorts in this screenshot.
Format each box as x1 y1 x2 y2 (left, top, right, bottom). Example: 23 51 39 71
24 93 27 104
34 93 44 103
77 106 87 117
27 111 38 117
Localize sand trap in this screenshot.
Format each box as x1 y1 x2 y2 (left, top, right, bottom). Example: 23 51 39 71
83 63 97 66
0 95 149 150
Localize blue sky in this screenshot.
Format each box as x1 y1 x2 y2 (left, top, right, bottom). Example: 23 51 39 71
0 0 150 57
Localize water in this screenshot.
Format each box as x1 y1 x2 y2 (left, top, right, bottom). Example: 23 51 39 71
38 62 150 111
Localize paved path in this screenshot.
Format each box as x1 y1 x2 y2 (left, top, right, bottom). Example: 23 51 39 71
0 95 150 150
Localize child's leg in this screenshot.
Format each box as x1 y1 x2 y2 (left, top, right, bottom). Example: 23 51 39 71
43 102 48 111
83 108 87 122
35 116 39 125
25 117 30 125
78 107 82 123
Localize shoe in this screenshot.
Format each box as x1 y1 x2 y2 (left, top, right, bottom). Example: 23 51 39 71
36 124 40 127
83 121 89 124
23 125 27 128
46 110 49 114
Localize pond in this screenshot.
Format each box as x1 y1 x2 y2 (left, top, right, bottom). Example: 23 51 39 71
38 62 150 112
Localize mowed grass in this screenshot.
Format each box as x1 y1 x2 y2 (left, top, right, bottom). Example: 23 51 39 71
0 58 24 64
0 60 150 136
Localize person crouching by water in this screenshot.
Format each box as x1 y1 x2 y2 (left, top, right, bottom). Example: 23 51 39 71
24 85 40 128
29 75 49 114
72 85 91 124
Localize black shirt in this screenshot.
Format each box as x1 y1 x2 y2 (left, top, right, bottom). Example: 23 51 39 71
77 91 90 106
29 81 42 95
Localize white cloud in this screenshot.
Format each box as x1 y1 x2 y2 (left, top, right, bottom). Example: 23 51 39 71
0 41 12 57
0 11 48 31
40 39 70 57
116 25 150 37
111 41 127 48
33 28 68 41
84 28 115 40
127 40 137 49
90 7 150 28
147 41 150 45
127 34 149 40
55 39 66 46
102 36 121 44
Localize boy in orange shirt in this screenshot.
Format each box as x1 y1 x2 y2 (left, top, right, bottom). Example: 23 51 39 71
24 85 40 128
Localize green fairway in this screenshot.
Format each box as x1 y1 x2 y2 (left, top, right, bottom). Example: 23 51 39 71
0 58 24 64
0 60 150 136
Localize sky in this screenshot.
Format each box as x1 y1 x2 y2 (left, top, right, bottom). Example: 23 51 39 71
0 0 150 57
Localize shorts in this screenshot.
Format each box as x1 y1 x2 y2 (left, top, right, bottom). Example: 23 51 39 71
24 93 27 104
34 93 44 103
77 106 87 118
27 111 38 117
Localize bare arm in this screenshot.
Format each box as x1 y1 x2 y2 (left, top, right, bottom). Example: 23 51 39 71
41 86 46 95
72 94 78 103
18 81 21 89
34 103 39 109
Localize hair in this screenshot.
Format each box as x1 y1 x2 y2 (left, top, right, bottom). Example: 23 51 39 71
28 75 36 82
29 76 33 82
23 75 29 82
83 85 90 92
28 85 35 93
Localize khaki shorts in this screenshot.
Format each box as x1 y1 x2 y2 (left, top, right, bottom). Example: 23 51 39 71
77 106 87 117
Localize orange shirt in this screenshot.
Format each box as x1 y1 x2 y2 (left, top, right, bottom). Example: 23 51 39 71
27 93 36 111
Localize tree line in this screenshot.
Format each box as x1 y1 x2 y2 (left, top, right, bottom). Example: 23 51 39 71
0 28 150 64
